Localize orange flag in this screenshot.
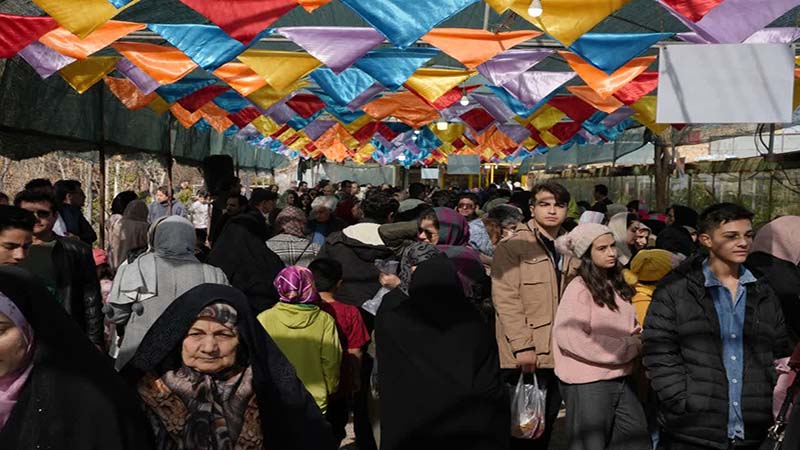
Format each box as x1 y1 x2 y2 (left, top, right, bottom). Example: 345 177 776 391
40 21 144 59
213 62 268 97
59 56 119 93
296 0 332 13
170 103 204 128
363 91 440 129
420 28 541 68
561 52 655 99
104 76 157 110
199 102 234 133
566 85 624 114
112 42 198 85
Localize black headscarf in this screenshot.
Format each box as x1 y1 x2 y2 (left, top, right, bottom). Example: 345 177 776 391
207 211 285 313
122 283 336 450
0 267 154 450
670 204 699 230
656 225 696 258
376 257 509 450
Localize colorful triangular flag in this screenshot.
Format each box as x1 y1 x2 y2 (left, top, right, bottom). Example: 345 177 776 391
476 48 553 87
501 71 576 107
340 0 478 49
0 14 58 58
353 48 440 91
420 28 542 69
310 67 379 107
561 52 655 99
176 0 296 44
404 68 475 104
510 0 631 47
33 0 138 38
276 27 384 74
237 50 322 91
568 33 672 75
148 24 269 71
18 42 76 79
59 56 119 94
112 42 198 85
40 21 144 60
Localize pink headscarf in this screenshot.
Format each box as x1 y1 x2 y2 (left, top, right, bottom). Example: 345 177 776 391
0 292 34 430
751 216 800 266
273 266 319 304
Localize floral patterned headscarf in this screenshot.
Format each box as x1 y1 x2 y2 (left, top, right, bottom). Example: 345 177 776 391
273 266 319 304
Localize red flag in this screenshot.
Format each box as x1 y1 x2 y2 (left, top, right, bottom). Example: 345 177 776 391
612 72 659 105
661 0 723 22
460 108 495 133
0 14 58 58
286 93 326 119
177 0 296 44
547 96 598 123
178 85 229 113
228 107 262 128
549 121 583 143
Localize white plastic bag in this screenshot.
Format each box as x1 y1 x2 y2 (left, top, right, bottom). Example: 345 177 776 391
510 372 547 440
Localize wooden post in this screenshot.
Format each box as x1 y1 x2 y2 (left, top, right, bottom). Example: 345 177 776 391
653 131 673 212
97 83 107 248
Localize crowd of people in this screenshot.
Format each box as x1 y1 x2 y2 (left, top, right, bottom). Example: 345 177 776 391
0 176 798 450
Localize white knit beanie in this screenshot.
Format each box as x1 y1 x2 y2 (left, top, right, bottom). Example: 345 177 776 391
555 223 613 259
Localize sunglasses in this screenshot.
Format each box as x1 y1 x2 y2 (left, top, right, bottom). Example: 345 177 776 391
457 203 476 209
29 209 52 219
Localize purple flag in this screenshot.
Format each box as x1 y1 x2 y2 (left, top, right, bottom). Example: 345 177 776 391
497 123 531 144
659 0 800 44
578 129 602 145
18 42 75 79
347 83 385 111
472 93 516 123
116 58 160 95
266 101 295 125
439 103 475 121
501 71 576 108
601 107 634 128
303 119 337 141
477 49 553 87
277 27 385 74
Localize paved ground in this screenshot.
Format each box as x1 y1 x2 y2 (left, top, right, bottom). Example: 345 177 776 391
338 411 569 449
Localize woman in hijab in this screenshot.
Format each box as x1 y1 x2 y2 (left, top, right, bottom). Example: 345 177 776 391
746 215 800 346
0 266 154 449
267 206 320 267
434 207 490 306
608 212 642 266
207 211 285 313
124 283 336 450
258 267 341 414
376 256 509 450
109 199 150 270
107 191 139 249
109 216 229 370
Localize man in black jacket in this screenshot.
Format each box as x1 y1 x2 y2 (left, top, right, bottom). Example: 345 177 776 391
53 179 97 245
643 203 790 450
15 190 104 348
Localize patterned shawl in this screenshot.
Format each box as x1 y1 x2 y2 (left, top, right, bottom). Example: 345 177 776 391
275 206 308 238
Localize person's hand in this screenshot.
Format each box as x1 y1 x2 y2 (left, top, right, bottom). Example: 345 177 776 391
379 273 401 289
515 350 538 373
632 325 642 335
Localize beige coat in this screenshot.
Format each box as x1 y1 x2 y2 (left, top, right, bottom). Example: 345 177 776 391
491 220 579 369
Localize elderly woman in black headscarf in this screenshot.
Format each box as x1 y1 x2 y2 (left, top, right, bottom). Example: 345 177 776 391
123 283 336 450
376 256 509 450
0 267 154 449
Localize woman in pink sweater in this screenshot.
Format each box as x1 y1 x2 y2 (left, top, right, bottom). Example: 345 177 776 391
553 223 649 450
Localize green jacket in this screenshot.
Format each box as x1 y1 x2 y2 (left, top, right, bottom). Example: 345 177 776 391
258 302 342 413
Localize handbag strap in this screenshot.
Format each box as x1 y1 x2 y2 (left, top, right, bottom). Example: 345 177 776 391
776 369 800 424
291 239 313 266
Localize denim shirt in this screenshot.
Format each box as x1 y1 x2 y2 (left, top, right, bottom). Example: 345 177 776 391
702 260 757 440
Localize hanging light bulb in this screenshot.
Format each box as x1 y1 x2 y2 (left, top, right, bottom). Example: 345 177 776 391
459 95 470 106
528 0 543 17
436 120 448 131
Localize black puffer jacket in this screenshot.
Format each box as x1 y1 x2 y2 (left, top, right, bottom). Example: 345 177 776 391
746 252 800 347
642 256 790 449
53 236 104 347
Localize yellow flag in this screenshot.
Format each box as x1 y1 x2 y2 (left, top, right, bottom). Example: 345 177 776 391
433 123 466 144
251 116 281 136
486 0 514 13
630 96 669 135
246 81 308 110
540 129 562 147
528 105 566 131
521 136 539 150
33 0 139 39
237 50 322 91
342 115 374 134
287 132 312 151
59 56 119 94
404 68 475 104
510 0 630 47
148 96 170 116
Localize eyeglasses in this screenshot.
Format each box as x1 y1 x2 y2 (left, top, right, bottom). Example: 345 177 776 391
457 203 476 210
28 209 52 219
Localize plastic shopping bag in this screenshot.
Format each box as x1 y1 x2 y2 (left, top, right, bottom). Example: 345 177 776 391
510 372 547 440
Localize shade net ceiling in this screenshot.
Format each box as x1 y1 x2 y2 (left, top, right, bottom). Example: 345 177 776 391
0 0 798 170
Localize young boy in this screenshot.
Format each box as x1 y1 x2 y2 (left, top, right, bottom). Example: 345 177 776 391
309 258 371 446
643 203 790 450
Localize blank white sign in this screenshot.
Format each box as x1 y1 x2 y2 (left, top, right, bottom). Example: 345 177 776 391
421 168 439 179
657 44 794 124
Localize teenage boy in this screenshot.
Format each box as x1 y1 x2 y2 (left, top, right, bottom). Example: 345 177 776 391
492 182 581 450
644 203 790 450
309 258 371 446
0 205 35 266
